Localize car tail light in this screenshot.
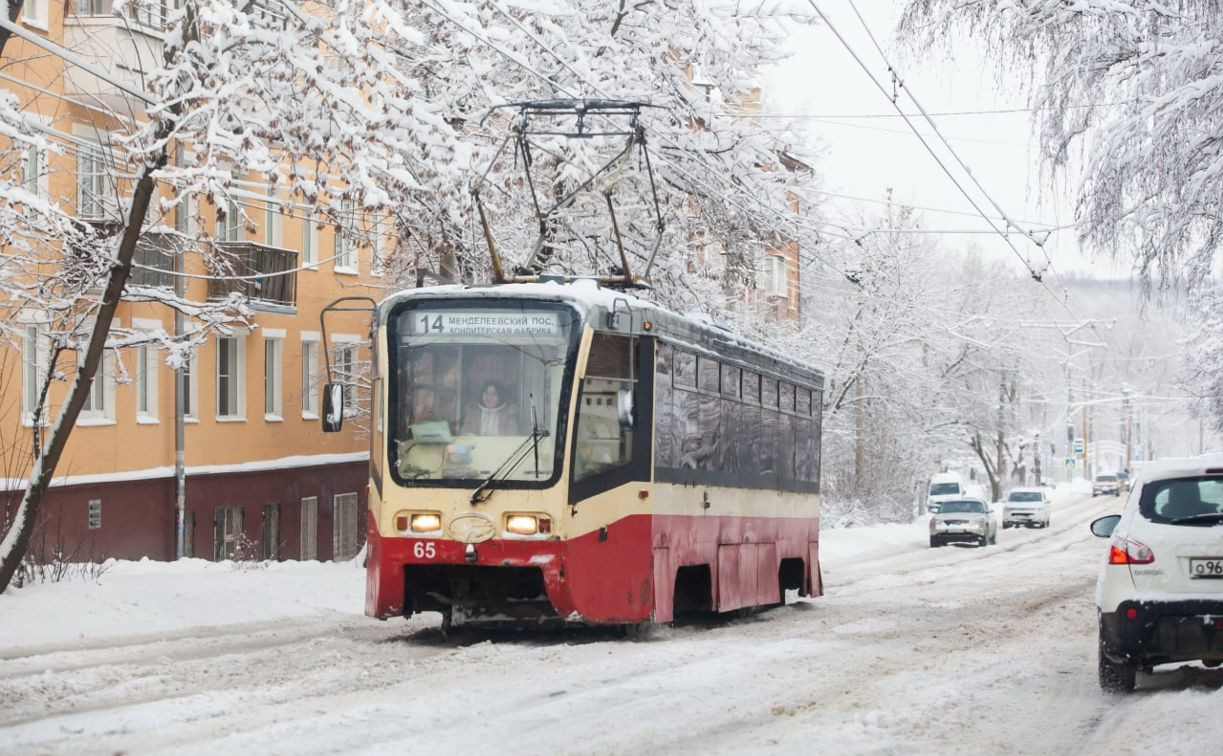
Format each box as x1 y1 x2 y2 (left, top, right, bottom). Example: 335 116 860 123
1108 537 1154 565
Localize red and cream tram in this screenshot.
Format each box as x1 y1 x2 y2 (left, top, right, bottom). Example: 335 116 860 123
328 281 823 627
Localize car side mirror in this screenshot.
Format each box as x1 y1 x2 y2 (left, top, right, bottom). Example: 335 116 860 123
617 387 634 429
322 382 344 433
1090 514 1121 538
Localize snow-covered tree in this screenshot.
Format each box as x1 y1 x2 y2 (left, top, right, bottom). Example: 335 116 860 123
0 0 826 589
898 0 1223 431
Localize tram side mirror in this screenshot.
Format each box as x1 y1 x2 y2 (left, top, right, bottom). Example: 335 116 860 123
322 382 344 433
617 388 634 429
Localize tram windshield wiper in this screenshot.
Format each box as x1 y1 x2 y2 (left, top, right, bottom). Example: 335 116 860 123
469 426 551 505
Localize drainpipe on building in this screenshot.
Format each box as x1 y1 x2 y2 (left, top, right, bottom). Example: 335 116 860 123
174 243 186 559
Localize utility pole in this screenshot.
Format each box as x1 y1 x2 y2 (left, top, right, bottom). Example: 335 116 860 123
1034 430 1042 486
1082 378 1090 479
854 372 865 488
174 235 187 559
1123 388 1133 472
995 375 1006 500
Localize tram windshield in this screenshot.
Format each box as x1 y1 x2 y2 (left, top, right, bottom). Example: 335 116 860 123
390 301 581 486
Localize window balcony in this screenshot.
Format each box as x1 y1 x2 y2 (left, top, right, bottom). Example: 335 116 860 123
209 241 298 310
128 231 180 290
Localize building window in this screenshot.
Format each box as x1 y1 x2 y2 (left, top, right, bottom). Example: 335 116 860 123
23 0 49 26
21 143 46 198
181 347 198 419
332 492 359 561
87 499 102 530
263 336 282 419
79 350 114 422
216 335 245 419
76 142 109 220
301 212 316 265
174 144 192 234
216 198 241 242
369 220 386 277
261 503 280 561
335 199 356 272
301 339 319 418
75 0 114 15
213 506 243 561
333 343 358 409
21 324 44 425
760 253 787 298
136 344 159 421
264 186 280 247
300 496 318 560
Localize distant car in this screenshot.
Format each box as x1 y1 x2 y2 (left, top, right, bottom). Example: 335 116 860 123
1002 487 1052 529
1117 470 1132 493
930 498 997 548
1093 472 1121 497
1089 456 1223 693
926 473 967 514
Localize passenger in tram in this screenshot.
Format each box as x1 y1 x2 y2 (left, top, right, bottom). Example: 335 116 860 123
461 380 521 435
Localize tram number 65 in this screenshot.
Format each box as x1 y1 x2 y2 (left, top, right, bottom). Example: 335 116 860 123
413 541 436 559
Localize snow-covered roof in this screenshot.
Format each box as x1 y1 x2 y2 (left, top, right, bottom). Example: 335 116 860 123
930 472 964 483
1134 453 1223 484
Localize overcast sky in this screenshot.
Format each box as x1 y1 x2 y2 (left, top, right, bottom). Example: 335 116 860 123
762 1 1129 282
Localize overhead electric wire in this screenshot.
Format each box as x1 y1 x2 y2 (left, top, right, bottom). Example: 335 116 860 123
842 1 1059 265
803 0 1110 340
724 102 1130 120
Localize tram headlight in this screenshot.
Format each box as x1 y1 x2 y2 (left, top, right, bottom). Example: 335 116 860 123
396 508 440 533
506 515 537 535
506 514 551 536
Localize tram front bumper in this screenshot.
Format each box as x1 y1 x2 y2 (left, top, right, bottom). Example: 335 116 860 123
365 527 571 621
365 518 655 624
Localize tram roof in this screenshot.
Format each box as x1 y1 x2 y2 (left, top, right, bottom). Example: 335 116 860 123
380 281 823 389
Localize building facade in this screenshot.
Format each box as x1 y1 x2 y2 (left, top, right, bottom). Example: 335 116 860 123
1 1 381 563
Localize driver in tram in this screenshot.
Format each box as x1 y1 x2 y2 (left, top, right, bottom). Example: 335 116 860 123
462 380 521 435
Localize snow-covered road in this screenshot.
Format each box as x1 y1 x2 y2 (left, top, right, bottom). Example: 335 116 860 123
3 491 1222 755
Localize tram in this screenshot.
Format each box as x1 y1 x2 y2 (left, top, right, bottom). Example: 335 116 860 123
325 280 824 627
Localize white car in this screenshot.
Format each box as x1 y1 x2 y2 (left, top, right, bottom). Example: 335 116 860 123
930 497 998 548
1002 487 1052 529
926 473 967 514
1089 455 1223 693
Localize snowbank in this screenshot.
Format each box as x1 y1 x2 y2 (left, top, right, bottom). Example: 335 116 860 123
0 558 366 652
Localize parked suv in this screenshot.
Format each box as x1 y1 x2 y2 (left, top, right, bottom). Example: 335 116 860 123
930 498 997 548
1090 456 1223 693
1002 487 1052 529
1093 472 1121 497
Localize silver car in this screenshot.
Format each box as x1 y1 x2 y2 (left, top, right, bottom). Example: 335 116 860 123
930 497 998 548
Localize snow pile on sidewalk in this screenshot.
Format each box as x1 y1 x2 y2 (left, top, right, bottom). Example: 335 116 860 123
0 557 367 652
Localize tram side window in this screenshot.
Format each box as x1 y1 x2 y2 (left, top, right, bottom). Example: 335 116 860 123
573 333 635 482
655 343 674 469
697 355 720 393
674 349 696 389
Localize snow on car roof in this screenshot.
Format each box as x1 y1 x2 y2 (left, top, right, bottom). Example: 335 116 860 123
930 472 963 483
1133 453 1223 484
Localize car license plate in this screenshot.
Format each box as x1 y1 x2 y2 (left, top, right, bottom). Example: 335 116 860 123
1189 558 1223 579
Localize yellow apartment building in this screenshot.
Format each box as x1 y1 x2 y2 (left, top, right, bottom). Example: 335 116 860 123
1 0 382 562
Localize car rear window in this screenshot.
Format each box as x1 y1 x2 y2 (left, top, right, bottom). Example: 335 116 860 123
939 500 985 514
930 483 960 495
1097 475 1117 482
1008 492 1041 502
1139 476 1223 525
